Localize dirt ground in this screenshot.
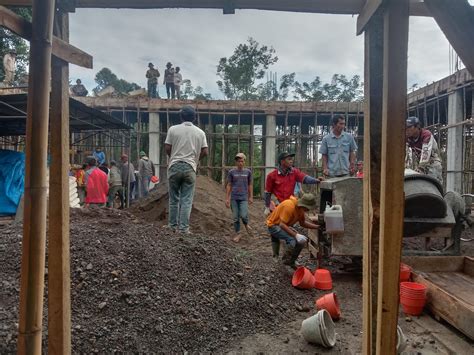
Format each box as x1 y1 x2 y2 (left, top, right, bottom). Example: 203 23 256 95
1 175 473 353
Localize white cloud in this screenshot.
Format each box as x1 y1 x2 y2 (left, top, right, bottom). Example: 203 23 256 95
68 8 461 97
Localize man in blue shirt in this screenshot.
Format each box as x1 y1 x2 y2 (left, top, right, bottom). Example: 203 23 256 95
320 115 357 177
93 147 106 166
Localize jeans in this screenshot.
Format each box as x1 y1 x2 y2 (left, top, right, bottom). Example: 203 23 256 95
168 162 196 232
147 81 158 98
124 181 136 205
175 85 181 99
166 82 175 99
140 176 152 197
231 199 249 232
268 225 297 247
107 185 124 208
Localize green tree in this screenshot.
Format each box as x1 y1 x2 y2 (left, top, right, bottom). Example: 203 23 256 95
93 67 141 95
0 7 32 83
291 74 363 102
216 37 278 100
180 79 213 100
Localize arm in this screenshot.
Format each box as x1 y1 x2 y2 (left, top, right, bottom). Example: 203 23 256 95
322 155 329 176
225 182 232 208
151 161 156 176
264 173 273 208
349 151 356 174
300 219 319 230
165 144 172 156
199 147 208 160
303 175 322 184
248 171 253 204
279 222 297 238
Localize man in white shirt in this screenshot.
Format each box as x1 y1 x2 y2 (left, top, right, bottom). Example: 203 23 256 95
174 67 182 99
165 105 208 233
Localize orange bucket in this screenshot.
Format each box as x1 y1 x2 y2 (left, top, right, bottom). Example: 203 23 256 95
314 268 333 290
292 267 316 290
400 263 411 282
315 292 341 320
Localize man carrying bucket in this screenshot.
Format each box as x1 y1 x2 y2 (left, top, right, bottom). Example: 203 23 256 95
264 152 323 216
266 193 320 268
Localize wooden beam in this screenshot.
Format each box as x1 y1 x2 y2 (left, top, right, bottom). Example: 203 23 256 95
362 11 384 355
0 6 92 68
377 0 409 353
0 0 464 16
424 0 474 76
17 0 55 353
357 0 383 35
48 9 72 355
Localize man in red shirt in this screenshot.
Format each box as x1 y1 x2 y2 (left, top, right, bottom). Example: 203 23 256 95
264 152 322 216
84 157 109 207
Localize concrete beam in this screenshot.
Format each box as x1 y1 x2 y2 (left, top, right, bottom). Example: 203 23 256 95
148 112 160 179
446 89 464 193
264 114 276 179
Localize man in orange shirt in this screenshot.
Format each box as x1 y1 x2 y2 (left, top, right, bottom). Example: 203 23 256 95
266 193 319 268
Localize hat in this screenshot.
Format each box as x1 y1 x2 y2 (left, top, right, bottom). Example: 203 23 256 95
278 152 295 163
121 154 128 159
86 156 97 166
166 62 172 67
235 152 246 160
297 193 317 210
148 62 154 67
139 151 146 156
406 116 420 127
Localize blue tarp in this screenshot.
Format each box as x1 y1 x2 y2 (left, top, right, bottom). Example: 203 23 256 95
0 149 25 215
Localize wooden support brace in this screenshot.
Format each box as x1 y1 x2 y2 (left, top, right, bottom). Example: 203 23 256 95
0 5 92 68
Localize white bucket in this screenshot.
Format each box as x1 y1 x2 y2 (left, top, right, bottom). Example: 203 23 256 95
324 204 344 234
301 310 336 348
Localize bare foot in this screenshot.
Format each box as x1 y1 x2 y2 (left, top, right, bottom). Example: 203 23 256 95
232 233 242 243
243 224 253 236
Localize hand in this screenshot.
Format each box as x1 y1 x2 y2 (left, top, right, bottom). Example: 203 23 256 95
317 176 325 182
323 168 329 176
225 200 230 208
295 234 308 243
350 164 355 175
249 197 253 205
264 207 271 217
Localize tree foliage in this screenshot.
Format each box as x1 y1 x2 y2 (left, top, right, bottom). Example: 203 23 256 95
0 7 32 83
216 37 278 100
181 79 213 100
93 67 141 95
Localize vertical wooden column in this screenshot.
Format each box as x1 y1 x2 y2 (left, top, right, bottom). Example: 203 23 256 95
362 11 384 355
377 1 409 353
48 9 71 355
17 1 55 354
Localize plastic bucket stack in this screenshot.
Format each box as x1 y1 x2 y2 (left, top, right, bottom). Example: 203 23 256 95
301 309 336 348
400 263 411 282
315 292 341 320
400 282 427 316
292 267 316 290
314 268 333 290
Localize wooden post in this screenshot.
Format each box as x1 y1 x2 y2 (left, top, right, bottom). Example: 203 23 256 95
17 1 55 354
376 1 409 353
362 11 384 355
48 9 71 355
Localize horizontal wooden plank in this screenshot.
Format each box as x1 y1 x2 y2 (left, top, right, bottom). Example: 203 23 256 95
402 256 467 272
0 6 92 68
356 0 383 35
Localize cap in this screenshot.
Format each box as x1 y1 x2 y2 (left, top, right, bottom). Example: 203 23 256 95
278 152 295 163
148 62 154 67
180 105 195 118
139 151 146 156
235 152 247 160
121 154 128 159
297 193 317 210
406 116 420 127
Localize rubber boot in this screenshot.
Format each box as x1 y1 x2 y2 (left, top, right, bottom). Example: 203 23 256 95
285 243 304 269
271 241 280 260
282 245 294 265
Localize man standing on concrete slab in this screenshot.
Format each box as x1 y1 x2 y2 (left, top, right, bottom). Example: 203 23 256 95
107 160 124 209
120 154 136 204
174 66 182 99
264 152 322 216
226 153 253 243
146 62 160 98
320 115 358 177
163 62 175 99
138 150 155 197
71 79 88 97
266 193 320 268
165 105 208 233
405 116 443 183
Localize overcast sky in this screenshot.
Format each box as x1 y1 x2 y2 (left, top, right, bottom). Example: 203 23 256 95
68 8 466 99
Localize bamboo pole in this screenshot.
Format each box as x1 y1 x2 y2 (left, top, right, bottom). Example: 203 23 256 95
48 9 71 354
17 1 55 354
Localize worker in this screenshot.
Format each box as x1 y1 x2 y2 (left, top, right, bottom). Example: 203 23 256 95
2 49 16 86
226 152 253 243
120 154 136 204
75 163 87 205
165 105 208 234
266 193 320 268
98 161 109 175
174 67 183 99
107 160 124 209
163 62 175 99
146 62 160 98
356 161 364 178
137 150 155 197
71 79 88 97
93 147 106 166
84 157 109 207
320 115 358 177
264 152 322 216
405 116 443 183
